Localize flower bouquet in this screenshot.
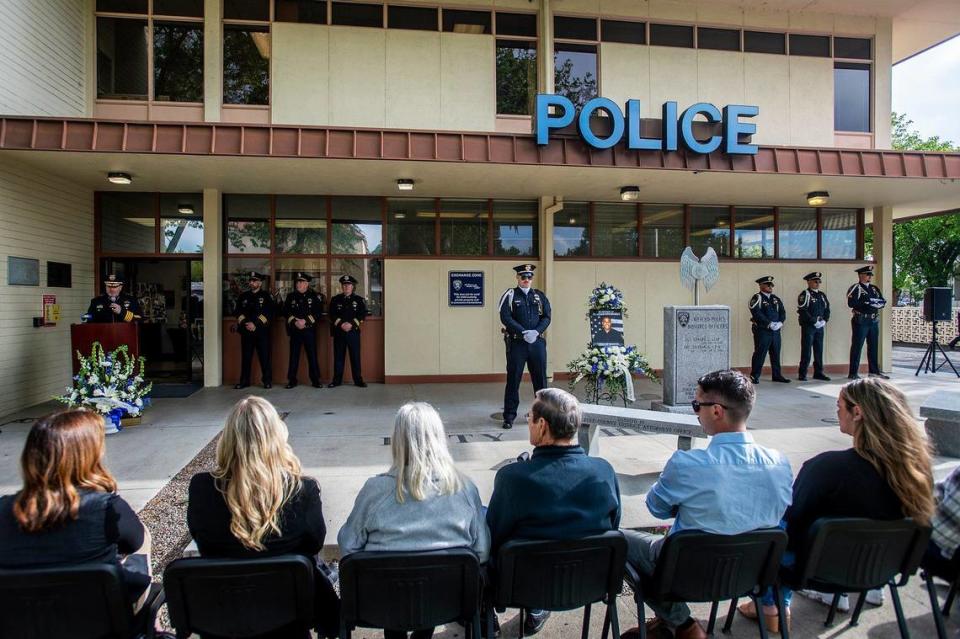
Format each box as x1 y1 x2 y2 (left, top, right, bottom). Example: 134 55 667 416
57 342 152 434
588 282 628 315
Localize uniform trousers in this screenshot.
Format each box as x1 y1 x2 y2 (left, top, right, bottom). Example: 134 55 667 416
849 317 880 376
750 327 782 379
798 324 825 378
288 327 320 384
240 330 272 385
332 329 362 383
502 337 547 424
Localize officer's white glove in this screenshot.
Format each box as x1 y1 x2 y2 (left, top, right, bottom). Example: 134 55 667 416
814 320 826 329
769 322 782 331
522 330 538 344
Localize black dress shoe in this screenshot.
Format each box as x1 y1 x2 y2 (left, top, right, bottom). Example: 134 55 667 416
312 382 322 388
750 375 760 384
327 382 341 388
234 383 249 390
263 383 272 389
285 382 297 389
870 372 891 379
355 380 367 388
523 610 551 635
502 421 513 430
813 373 831 381
848 374 860 380
798 376 807 381
772 376 791 383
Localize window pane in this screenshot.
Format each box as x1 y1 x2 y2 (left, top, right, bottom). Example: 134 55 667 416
733 207 774 258
554 16 596 41
497 40 537 115
641 204 684 258
650 23 694 48
493 200 538 256
275 257 328 301
553 202 590 257
790 34 830 57
154 22 203 102
440 199 488 256
331 197 382 254
689 206 730 257
593 203 638 257
160 193 204 253
554 43 597 109
332 257 383 316
331 2 383 27
97 0 147 13
389 5 437 30
225 258 272 317
97 18 149 100
822 208 857 259
744 30 785 54
101 192 156 253
601 19 645 45
224 194 271 254
443 9 490 34
223 25 270 105
223 0 269 21
387 198 435 255
276 0 327 23
778 207 817 259
153 0 204 16
698 27 740 51
834 37 871 60
496 12 536 37
834 63 870 132
276 195 327 254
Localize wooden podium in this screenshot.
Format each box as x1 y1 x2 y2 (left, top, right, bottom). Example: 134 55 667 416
70 323 140 374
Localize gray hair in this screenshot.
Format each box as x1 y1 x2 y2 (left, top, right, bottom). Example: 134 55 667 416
390 402 463 503
532 388 581 440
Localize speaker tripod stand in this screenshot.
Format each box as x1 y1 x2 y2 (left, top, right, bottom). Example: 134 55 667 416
915 320 960 378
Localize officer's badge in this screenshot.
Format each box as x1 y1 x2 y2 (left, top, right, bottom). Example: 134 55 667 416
678 311 690 327
96 304 104 310
351 301 357 309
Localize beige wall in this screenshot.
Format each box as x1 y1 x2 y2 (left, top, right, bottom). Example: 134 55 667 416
0 158 94 418
385 258 872 377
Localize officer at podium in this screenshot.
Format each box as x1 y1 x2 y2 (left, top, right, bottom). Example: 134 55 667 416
797 272 831 381
234 271 275 390
847 265 888 379
86 274 141 323
283 272 324 389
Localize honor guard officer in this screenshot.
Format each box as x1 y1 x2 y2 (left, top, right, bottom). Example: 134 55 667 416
234 271 275 390
86 274 142 323
797 272 831 381
499 264 552 429
847 265 889 379
283 272 324 389
328 274 368 388
749 275 790 384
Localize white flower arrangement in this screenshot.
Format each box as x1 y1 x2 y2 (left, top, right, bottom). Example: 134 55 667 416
57 343 152 424
587 282 628 315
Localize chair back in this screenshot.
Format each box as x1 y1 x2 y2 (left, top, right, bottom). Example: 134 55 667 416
163 555 315 638
494 531 627 612
648 528 787 602
339 548 481 632
795 518 930 592
0 563 135 639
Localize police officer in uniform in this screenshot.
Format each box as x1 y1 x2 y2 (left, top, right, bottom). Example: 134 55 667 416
328 274 368 388
797 272 831 381
283 272 324 389
86 274 141 323
499 264 552 429
847 265 889 379
234 271 274 390
749 275 790 384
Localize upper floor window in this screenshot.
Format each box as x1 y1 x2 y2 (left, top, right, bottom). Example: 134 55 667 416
554 16 598 109
834 62 871 133
495 12 537 116
223 24 271 105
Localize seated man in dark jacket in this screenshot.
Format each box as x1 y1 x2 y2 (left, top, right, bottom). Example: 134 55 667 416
486 387 622 635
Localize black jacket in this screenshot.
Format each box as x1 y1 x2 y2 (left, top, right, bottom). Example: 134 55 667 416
283 290 324 335
234 289 275 333
87 293 141 323
749 292 785 329
499 287 552 338
328 293 368 336
797 289 831 325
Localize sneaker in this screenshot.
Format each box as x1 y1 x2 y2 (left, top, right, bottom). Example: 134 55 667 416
798 589 850 612
865 588 885 606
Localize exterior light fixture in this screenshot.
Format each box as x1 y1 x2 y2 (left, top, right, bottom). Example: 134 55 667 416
394 213 407 219
178 204 195 215
107 172 133 185
806 191 829 206
397 179 415 191
620 186 640 201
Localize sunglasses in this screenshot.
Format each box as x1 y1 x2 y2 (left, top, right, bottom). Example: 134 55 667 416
691 400 728 412
519 275 533 281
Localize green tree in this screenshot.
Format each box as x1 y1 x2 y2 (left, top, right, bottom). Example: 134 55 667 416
891 112 956 151
554 57 597 109
496 45 537 115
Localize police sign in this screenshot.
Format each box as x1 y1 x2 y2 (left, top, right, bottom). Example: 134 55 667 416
535 94 759 155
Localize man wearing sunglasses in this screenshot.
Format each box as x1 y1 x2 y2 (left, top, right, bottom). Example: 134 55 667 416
620 370 793 639
748 275 790 384
498 264 552 430
847 265 888 379
797 272 831 381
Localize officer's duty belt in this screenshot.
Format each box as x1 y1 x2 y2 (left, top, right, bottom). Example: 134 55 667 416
854 311 878 319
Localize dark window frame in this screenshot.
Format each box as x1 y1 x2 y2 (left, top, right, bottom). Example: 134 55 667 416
387 4 438 31
649 22 695 48
697 26 741 52
600 19 646 45
442 8 491 34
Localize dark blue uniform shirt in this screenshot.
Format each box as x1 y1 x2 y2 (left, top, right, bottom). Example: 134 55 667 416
499 287 551 337
797 289 831 325
749 292 786 329
234 289 275 331
847 282 886 316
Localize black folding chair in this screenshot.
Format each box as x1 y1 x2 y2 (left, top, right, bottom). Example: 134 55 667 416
623 528 787 639
492 531 627 639
0 563 164 639
920 546 960 639
778 518 930 639
163 555 316 639
339 548 482 639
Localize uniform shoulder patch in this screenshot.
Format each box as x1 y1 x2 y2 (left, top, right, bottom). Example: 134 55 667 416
749 293 761 309
798 291 810 307
847 284 859 298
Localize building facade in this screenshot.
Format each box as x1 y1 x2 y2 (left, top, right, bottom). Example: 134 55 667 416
0 0 959 414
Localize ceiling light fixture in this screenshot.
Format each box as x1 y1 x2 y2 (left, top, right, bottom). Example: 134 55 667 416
806 190 829 206
397 179 415 191
394 212 407 219
107 172 133 185
178 204 195 215
620 186 640 201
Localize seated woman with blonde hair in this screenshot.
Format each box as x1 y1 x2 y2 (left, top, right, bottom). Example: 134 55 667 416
339 401 490 639
187 396 338 639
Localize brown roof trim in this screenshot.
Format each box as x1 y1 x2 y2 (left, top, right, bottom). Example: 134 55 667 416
2 116 960 178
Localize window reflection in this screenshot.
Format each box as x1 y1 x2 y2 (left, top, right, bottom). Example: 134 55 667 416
387 199 435 255
822 208 857 259
276 196 327 254
97 18 149 100
223 25 270 105
224 195 271 254
733 207 774 258
778 208 817 259
331 197 383 255
440 199 488 256
153 21 203 102
332 257 383 316
496 40 537 115
101 192 156 253
553 203 590 257
641 205 684 258
224 258 272 316
554 44 597 109
689 206 730 257
493 201 538 256
160 193 204 253
594 203 638 257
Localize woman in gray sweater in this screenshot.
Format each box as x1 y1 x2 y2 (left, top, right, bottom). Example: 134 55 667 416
338 401 490 639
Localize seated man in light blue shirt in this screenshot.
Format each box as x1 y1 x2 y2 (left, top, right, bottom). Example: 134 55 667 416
622 369 793 639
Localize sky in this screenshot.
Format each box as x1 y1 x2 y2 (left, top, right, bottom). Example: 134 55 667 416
892 35 960 146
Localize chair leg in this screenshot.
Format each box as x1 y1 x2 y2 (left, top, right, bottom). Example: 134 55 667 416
602 601 612 639
824 593 841 627
925 572 949 639
609 597 621 639
752 595 769 639
944 578 959 617
518 608 525 639
850 591 867 626
637 597 647 639
774 585 790 639
706 600 719 635
722 597 737 634
582 603 592 639
889 583 911 639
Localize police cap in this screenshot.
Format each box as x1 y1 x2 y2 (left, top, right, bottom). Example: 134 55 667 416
755 275 775 286
513 264 536 277
803 272 822 281
294 272 313 283
855 265 874 275
247 271 266 281
104 274 124 286
339 274 358 285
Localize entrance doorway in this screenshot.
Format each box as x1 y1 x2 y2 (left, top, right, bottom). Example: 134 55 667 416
100 258 203 384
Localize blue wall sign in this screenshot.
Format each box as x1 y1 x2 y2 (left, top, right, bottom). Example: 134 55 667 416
449 271 484 306
535 94 759 155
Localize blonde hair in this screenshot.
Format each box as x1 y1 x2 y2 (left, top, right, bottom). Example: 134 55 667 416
841 378 935 525
213 397 303 550
391 402 463 503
